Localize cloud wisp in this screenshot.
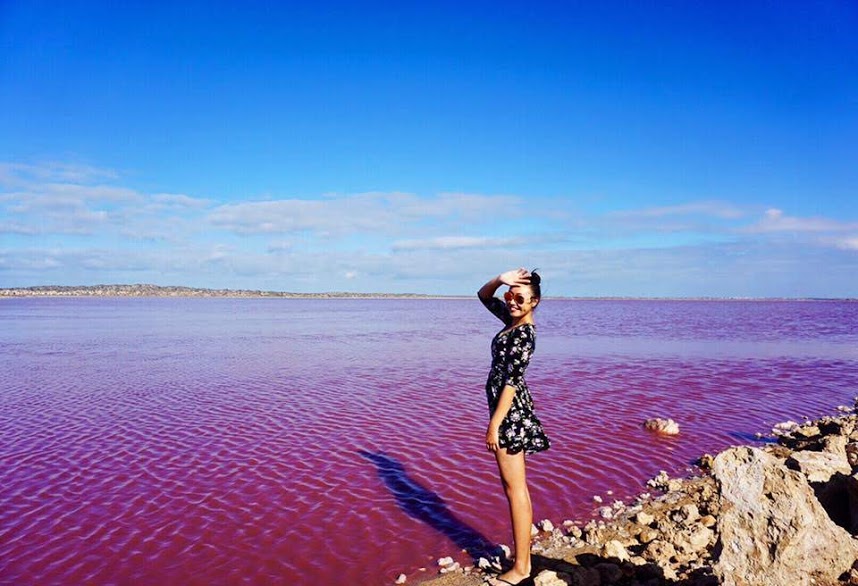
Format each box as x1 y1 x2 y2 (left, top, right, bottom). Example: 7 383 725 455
1 161 856 297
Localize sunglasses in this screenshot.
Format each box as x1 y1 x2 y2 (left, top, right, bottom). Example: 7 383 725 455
504 291 531 305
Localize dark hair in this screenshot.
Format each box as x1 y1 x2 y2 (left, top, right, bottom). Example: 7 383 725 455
529 270 542 300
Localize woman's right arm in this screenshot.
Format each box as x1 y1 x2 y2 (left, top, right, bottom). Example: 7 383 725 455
478 268 531 303
478 268 531 323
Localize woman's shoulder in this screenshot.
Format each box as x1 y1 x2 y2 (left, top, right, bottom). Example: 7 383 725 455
483 296 512 326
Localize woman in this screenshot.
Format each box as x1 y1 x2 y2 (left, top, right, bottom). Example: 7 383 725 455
478 268 551 586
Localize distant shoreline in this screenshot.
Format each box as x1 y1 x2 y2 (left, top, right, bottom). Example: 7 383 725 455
0 284 855 301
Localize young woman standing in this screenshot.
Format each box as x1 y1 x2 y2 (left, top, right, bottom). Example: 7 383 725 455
478 268 551 586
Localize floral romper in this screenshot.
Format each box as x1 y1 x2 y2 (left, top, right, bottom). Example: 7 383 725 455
482 297 551 455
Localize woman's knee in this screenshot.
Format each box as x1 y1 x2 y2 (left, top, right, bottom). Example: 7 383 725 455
503 482 529 502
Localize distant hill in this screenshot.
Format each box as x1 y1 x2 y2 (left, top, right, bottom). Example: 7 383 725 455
0 284 448 299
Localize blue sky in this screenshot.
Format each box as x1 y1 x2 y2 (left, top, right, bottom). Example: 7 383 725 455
1 1 856 297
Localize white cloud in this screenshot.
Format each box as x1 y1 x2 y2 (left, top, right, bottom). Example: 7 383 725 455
2 160 856 296
611 200 746 220
208 192 521 237
150 193 212 209
266 240 293 253
0 221 39 235
0 162 211 238
0 161 119 185
392 235 524 251
746 208 858 233
834 237 858 250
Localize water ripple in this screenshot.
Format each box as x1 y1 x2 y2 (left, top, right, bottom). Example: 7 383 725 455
1 298 857 584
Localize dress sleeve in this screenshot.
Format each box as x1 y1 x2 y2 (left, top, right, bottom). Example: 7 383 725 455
481 296 512 326
504 326 535 390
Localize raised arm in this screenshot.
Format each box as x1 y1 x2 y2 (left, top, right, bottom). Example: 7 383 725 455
478 269 532 323
478 268 531 303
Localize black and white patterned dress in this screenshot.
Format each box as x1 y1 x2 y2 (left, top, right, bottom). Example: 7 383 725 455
483 297 551 455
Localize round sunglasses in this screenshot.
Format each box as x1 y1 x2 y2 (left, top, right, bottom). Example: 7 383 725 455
504 291 532 305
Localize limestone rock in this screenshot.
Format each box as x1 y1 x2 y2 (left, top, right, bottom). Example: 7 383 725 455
787 449 851 483
699 514 716 527
534 570 571 586
645 539 676 565
602 539 630 562
674 525 714 554
644 417 680 435
647 470 670 490
712 446 858 586
795 424 821 438
847 442 858 468
671 503 699 525
823 434 848 457
697 453 715 469
666 479 683 492
395 573 406 584
635 511 654 526
638 527 659 544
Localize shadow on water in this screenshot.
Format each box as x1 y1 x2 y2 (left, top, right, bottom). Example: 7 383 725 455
728 430 777 444
358 450 496 560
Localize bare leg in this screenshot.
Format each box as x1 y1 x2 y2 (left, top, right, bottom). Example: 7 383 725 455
494 447 532 583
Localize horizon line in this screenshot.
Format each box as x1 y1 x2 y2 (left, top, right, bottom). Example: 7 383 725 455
1 283 856 302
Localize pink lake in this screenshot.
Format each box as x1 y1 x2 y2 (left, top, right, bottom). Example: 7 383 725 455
1 298 857 585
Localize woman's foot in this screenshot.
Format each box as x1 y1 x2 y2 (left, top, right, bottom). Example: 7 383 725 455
486 567 533 586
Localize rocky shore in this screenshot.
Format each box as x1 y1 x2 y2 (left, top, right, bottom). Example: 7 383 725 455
412 404 858 586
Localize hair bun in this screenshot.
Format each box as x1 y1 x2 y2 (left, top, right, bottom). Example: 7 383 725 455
530 270 541 285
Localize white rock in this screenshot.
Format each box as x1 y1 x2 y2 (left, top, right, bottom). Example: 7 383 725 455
643 417 680 435
534 570 569 586
606 490 613 495
713 446 858 586
599 506 614 519
601 539 631 562
531 523 539 537
772 420 800 435
538 519 555 532
439 562 460 574
499 544 511 558
787 450 851 483
635 511 655 526
673 503 700 525
395 574 407 584
437 557 454 567
592 495 603 503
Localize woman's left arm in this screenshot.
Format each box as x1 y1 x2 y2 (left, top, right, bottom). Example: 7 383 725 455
486 384 517 451
486 327 535 452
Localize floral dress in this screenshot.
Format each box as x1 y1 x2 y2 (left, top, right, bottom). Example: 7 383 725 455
482 297 551 455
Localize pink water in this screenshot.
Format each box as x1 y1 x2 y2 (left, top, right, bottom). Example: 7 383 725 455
2 298 857 585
